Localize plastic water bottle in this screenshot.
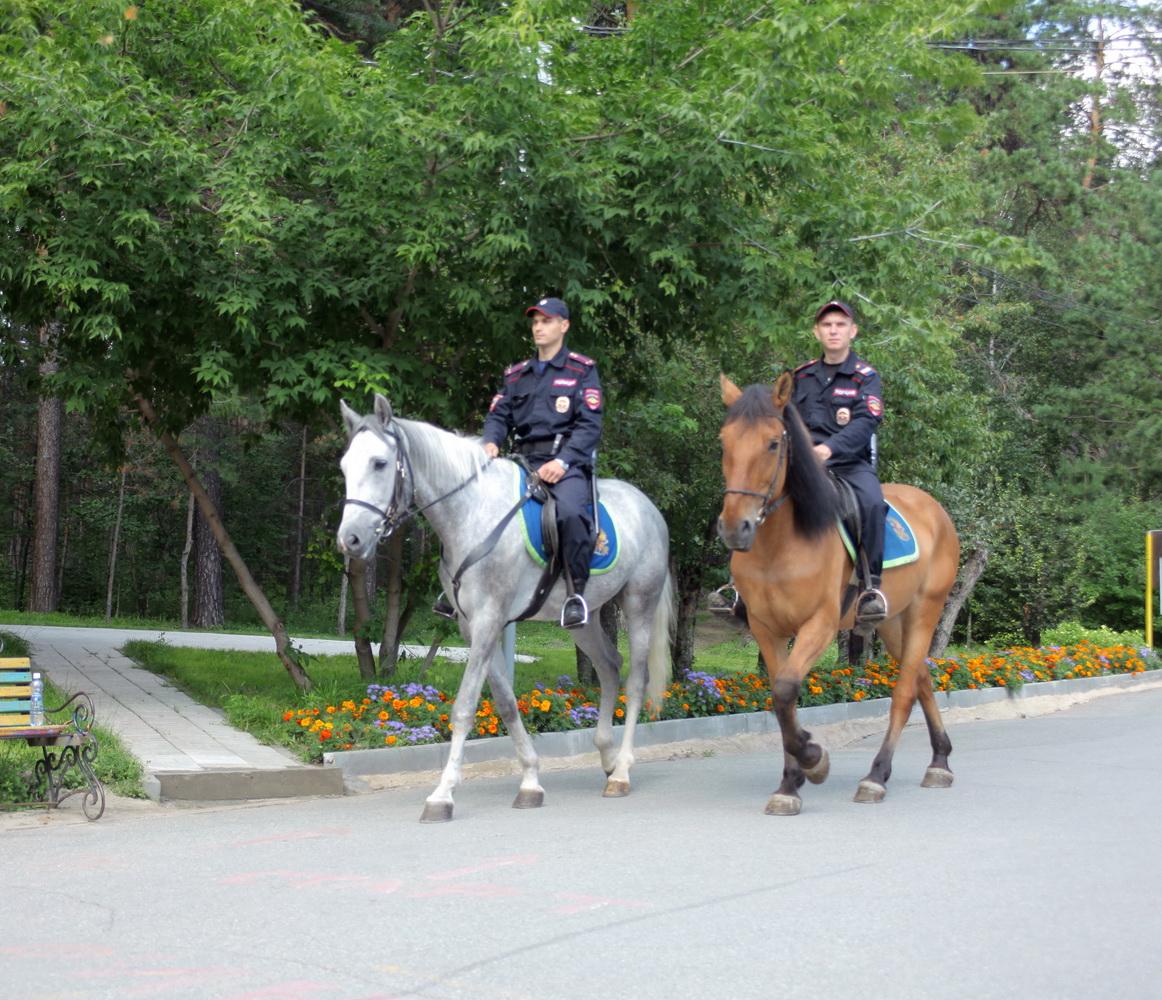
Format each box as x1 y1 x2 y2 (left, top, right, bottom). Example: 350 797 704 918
29 672 45 726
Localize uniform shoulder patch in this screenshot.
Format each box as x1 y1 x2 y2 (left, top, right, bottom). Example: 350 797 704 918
855 362 877 377
794 359 818 376
505 359 531 376
567 351 595 366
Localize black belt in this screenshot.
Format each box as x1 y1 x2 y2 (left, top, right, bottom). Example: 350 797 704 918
514 436 563 457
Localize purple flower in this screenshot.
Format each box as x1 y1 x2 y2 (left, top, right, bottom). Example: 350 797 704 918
1019 669 1034 682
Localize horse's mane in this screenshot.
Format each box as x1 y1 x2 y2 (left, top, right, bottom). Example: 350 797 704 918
725 384 838 538
394 417 490 484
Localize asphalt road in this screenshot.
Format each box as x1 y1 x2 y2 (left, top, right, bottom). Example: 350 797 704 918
5 685 1162 1000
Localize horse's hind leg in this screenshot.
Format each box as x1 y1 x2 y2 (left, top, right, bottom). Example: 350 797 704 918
571 615 626 791
854 610 950 802
485 647 546 809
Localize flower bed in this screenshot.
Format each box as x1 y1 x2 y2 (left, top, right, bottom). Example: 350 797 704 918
281 641 1158 761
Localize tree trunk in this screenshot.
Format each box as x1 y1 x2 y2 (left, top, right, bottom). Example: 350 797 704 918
347 557 378 681
180 490 194 628
930 546 989 657
290 423 307 609
379 531 407 677
135 393 312 690
105 466 127 620
671 563 702 681
28 323 62 612
192 421 225 628
337 560 349 636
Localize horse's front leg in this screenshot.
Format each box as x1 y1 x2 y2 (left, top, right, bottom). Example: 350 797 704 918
484 645 545 809
753 615 834 817
420 619 500 823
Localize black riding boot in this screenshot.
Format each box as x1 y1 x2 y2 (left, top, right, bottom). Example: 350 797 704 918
855 575 888 628
560 592 589 629
432 592 457 620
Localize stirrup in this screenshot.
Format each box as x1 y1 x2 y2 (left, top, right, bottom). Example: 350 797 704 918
560 594 589 629
432 593 457 620
855 588 888 628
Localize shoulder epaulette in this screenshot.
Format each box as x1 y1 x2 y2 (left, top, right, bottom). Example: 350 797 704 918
505 359 531 376
567 351 595 366
793 359 818 375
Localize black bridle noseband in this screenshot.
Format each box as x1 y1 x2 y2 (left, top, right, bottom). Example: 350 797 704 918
722 425 789 526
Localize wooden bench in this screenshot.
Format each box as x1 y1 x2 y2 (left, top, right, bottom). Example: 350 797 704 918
0 657 106 820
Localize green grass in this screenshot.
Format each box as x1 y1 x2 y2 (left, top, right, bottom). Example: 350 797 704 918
0 630 145 805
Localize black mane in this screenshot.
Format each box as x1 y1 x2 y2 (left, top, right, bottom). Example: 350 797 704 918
725 384 838 538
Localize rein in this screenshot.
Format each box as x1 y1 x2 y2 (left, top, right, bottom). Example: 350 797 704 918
722 425 789 526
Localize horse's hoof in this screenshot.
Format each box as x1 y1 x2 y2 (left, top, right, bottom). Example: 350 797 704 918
420 801 454 823
803 747 830 785
603 779 630 798
764 793 801 816
921 766 954 789
512 788 544 809
853 780 886 804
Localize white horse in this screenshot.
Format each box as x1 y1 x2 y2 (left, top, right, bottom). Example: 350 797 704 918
337 394 674 822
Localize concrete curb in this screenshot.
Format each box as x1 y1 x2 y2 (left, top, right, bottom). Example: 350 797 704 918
324 670 1162 778
147 766 347 802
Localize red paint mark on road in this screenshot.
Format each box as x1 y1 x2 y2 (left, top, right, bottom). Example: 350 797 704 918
424 854 539 881
410 881 524 899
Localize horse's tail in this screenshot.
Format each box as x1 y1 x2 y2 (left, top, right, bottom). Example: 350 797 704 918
646 569 675 712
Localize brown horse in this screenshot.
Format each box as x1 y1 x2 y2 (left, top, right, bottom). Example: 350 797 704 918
718 373 961 815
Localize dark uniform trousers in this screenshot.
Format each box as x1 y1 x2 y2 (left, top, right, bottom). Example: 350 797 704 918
526 455 594 592
833 461 887 581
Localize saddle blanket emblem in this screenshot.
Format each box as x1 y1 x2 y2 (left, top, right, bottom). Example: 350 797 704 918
515 467 619 574
838 501 919 569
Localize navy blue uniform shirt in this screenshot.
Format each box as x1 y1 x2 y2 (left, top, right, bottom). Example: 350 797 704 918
482 345 603 468
791 352 883 465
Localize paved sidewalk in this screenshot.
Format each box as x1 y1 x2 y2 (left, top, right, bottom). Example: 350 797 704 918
3 625 383 802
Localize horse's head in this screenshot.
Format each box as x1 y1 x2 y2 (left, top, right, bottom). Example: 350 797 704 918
717 374 793 551
337 393 405 561
718 373 839 552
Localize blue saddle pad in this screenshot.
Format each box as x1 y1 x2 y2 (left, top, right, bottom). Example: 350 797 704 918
839 500 919 569
516 467 619 574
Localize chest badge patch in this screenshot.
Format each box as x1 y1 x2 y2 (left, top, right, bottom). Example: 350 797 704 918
836 407 851 426
555 396 571 413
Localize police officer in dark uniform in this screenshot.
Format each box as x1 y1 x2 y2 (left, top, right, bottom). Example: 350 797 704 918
792 300 888 627
470 296 603 629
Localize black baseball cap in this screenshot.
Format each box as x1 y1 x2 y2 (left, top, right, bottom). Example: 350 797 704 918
525 297 569 319
814 300 855 322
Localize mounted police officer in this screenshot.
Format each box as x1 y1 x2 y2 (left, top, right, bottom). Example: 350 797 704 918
791 299 888 627
434 296 602 629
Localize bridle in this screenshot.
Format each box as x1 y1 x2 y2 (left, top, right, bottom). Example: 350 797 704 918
722 424 789 527
341 422 480 543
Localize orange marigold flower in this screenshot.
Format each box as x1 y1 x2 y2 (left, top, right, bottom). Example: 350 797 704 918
319 729 332 741
378 711 389 721
386 735 398 745
615 708 624 718
282 711 294 722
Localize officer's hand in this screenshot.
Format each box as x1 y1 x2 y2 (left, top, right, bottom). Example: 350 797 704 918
813 443 832 463
483 442 499 459
538 459 566 483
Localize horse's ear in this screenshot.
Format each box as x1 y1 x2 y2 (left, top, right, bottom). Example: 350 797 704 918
772 372 792 409
720 374 742 407
373 393 393 428
339 399 360 437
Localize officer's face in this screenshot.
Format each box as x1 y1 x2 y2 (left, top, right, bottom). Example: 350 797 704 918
530 314 569 358
813 312 858 359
